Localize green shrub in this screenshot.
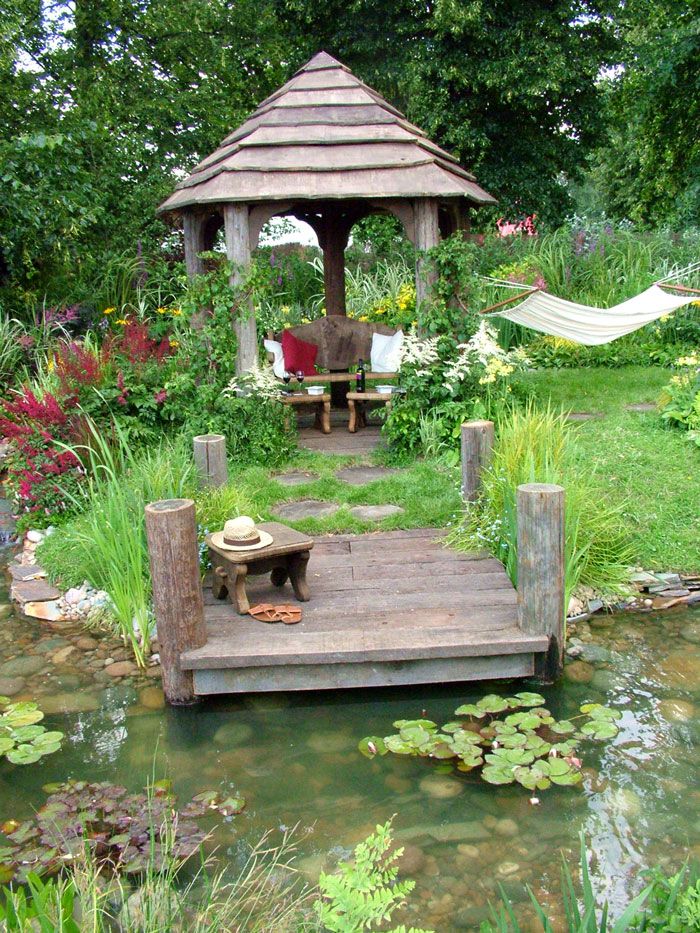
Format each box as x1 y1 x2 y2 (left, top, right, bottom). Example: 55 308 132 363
658 352 700 446
448 403 633 605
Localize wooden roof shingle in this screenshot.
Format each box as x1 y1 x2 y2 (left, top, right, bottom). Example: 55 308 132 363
158 51 496 213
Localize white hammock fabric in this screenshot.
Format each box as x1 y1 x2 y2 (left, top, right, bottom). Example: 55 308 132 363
488 284 697 346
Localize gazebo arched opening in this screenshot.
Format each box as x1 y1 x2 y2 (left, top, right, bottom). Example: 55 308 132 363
159 51 496 373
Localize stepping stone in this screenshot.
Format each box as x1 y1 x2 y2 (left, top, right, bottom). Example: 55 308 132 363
272 499 340 521
349 504 405 521
566 412 604 422
273 470 320 486
335 466 398 485
22 599 67 622
10 579 60 604
625 402 656 413
8 562 47 582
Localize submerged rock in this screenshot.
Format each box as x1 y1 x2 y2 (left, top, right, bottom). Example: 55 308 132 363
0 676 25 696
419 774 464 799
212 722 253 746
0 656 46 678
564 660 595 684
658 699 695 722
40 692 100 714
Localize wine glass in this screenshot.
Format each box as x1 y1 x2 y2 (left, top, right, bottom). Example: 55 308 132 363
282 371 292 394
295 370 305 392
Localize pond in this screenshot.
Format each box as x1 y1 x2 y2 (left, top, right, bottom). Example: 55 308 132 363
1 541 699 930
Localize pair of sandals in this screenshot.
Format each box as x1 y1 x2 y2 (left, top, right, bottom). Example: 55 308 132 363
248 603 302 624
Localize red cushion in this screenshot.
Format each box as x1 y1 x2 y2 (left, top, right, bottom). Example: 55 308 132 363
281 329 318 376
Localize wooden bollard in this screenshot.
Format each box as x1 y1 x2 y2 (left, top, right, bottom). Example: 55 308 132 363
145 499 206 705
193 434 228 488
516 483 565 682
460 420 495 501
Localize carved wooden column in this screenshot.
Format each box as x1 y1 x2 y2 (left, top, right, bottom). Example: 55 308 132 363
224 203 258 373
414 198 440 313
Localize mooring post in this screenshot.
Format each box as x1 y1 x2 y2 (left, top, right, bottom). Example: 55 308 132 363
516 483 565 682
460 420 495 501
193 434 228 488
145 498 207 705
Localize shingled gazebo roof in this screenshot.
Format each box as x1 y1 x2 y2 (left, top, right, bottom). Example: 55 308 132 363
158 51 495 212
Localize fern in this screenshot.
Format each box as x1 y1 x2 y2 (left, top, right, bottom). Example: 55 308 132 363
314 819 433 933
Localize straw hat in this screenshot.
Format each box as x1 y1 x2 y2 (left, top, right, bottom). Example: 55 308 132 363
210 516 273 551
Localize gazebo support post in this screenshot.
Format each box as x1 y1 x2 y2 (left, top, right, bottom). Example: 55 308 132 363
224 203 258 373
321 216 350 317
414 198 440 316
183 213 207 279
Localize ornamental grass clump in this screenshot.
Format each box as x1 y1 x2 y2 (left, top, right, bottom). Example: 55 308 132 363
448 402 633 605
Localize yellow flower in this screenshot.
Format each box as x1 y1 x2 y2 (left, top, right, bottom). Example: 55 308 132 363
358 315 369 322
47 357 55 373
169 339 180 349
115 318 128 325
283 322 292 329
171 308 182 316
103 307 115 315
156 307 167 315
301 317 310 324
281 305 291 315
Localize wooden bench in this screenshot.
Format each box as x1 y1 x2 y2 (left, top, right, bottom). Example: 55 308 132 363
270 317 399 391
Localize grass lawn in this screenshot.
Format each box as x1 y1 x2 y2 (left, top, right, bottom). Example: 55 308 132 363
523 366 700 572
228 450 463 537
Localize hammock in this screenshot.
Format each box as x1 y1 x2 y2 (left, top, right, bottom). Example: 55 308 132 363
483 281 700 346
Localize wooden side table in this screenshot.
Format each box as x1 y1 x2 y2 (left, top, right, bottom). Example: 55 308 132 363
281 392 331 434
207 522 314 615
346 391 393 433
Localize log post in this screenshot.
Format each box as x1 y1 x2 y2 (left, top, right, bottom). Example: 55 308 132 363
193 434 228 488
414 198 440 313
516 483 565 682
145 499 206 705
224 203 258 374
183 212 207 279
460 420 494 501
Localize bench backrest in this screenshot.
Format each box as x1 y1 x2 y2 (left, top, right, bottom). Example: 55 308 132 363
278 316 396 371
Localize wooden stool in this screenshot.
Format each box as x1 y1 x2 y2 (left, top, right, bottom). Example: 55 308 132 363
346 391 392 433
207 522 314 615
281 392 331 434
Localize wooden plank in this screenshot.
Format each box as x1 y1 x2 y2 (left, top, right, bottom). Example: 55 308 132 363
194 653 536 694
182 623 544 669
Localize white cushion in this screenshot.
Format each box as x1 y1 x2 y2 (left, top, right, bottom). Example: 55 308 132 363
370 330 403 373
264 339 286 378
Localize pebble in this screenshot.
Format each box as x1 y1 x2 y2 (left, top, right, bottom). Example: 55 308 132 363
456 844 480 858
497 861 521 878
138 686 165 710
213 722 254 745
681 623 700 645
419 774 463 799
306 731 353 754
0 656 46 678
104 660 139 677
77 636 98 650
26 530 43 543
564 660 595 683
658 699 695 722
51 645 75 664
397 844 426 875
495 818 519 838
659 653 700 688
0 676 25 696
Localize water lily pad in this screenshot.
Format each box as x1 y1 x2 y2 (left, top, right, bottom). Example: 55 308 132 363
454 704 485 718
393 719 437 732
546 758 582 786
579 720 619 740
580 704 621 721
358 736 387 758
476 695 510 714
550 720 576 734
482 764 516 785
218 796 246 817
513 761 552 791
512 692 546 707
505 712 543 730
497 732 528 749
384 735 415 755
485 748 535 767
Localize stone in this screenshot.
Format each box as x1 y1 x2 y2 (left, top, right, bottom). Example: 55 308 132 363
576 643 612 664
591 670 617 691
419 774 464 799
428 821 489 843
494 818 519 838
348 504 405 521
33 637 70 654
497 861 521 878
0 676 25 696
21 600 66 622
625 402 656 412
608 787 642 818
50 645 76 664
334 465 399 485
658 699 695 722
0 656 46 678
11 580 61 604
681 623 700 645
213 722 253 745
566 412 604 422
26 529 44 543
76 636 99 650
454 906 489 929
64 588 83 606
274 470 320 486
660 653 700 688
271 499 340 521
397 844 425 875
104 660 139 677
564 660 595 683
385 773 411 794
457 844 480 858
39 692 100 714
139 686 165 710
8 563 46 582
307 731 353 754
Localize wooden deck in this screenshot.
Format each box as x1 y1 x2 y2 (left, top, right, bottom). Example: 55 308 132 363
182 528 549 696
295 407 383 455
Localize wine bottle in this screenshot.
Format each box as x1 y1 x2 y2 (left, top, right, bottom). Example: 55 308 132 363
356 358 366 393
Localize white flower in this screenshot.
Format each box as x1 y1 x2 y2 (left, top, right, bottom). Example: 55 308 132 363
224 364 283 401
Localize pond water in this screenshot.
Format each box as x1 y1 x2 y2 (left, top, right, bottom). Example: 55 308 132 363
1 542 699 930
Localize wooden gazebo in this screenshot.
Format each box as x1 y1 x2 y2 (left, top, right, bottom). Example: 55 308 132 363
158 51 496 371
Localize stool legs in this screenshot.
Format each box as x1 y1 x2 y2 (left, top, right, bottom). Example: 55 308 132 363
288 552 311 601
233 563 249 614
